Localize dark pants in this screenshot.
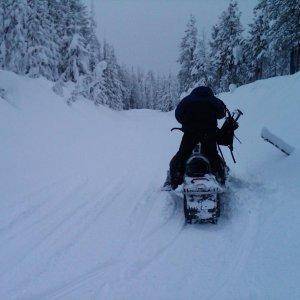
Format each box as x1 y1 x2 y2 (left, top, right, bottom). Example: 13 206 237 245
169 131 222 186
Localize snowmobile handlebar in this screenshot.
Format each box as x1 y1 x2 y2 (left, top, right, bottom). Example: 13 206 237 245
232 109 243 121
221 108 243 163
226 108 243 121
171 127 184 132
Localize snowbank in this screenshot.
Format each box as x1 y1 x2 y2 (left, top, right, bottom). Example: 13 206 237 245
0 70 299 299
216 73 300 299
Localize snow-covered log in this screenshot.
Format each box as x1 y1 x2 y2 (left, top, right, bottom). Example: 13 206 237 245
261 127 295 156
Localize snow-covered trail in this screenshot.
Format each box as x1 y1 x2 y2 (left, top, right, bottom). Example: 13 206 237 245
1 71 300 299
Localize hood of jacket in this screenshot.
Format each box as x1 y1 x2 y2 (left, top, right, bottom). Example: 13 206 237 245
191 86 215 98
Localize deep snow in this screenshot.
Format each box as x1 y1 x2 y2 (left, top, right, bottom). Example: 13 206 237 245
0 70 299 299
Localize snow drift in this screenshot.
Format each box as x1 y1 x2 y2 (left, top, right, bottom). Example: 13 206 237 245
0 70 299 299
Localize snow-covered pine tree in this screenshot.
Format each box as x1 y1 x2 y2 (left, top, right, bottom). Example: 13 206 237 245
0 1 6 68
268 0 300 75
46 0 67 76
170 73 180 108
209 23 222 92
154 74 164 110
62 32 88 82
191 30 210 88
68 0 109 106
178 14 198 93
158 76 169 111
60 0 89 82
102 41 124 110
209 0 244 92
246 0 270 81
144 70 157 109
159 74 180 112
92 61 109 105
117 64 131 110
1 0 28 74
128 69 140 109
135 68 147 109
69 60 108 106
86 0 101 73
26 0 59 81
121 68 179 111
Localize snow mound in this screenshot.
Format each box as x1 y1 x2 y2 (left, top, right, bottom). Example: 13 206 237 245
217 73 300 299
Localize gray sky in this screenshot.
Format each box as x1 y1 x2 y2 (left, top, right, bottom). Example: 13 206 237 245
91 0 257 74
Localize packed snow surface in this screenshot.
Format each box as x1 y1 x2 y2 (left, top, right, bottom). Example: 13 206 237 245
1 70 300 299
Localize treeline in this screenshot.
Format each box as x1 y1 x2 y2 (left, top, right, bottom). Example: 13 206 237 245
0 0 179 111
178 0 300 94
1 0 298 111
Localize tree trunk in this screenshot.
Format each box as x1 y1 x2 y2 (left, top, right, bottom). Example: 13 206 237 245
290 48 295 74
296 44 300 73
290 44 300 75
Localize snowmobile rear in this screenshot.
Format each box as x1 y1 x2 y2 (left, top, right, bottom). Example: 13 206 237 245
183 109 243 224
183 146 226 224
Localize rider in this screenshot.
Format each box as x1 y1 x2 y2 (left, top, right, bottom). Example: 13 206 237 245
163 86 227 190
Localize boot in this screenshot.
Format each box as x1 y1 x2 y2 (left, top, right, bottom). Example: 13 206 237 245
210 157 226 185
161 171 172 191
170 170 184 190
161 170 183 191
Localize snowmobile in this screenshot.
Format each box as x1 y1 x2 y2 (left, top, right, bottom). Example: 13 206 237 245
183 144 225 224
182 109 243 224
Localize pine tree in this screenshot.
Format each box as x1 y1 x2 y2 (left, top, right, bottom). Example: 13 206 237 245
0 1 5 68
60 0 89 82
191 31 210 87
1 0 28 74
0 1 8 69
128 70 140 109
209 24 222 91
144 71 157 109
117 64 131 109
86 0 101 73
91 61 108 105
46 0 66 76
158 76 169 111
178 14 198 93
159 74 180 112
246 0 270 81
26 0 59 80
69 60 108 106
102 41 124 110
209 0 244 92
134 68 146 109
268 0 300 75
62 33 89 82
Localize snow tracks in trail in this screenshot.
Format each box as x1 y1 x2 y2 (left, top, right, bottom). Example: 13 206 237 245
0 179 184 299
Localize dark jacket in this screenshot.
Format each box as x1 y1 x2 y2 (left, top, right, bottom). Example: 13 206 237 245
175 86 226 134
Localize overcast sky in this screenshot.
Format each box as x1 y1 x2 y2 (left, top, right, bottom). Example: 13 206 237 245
90 0 257 74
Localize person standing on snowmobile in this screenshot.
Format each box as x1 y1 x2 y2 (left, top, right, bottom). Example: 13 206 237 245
164 86 227 190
